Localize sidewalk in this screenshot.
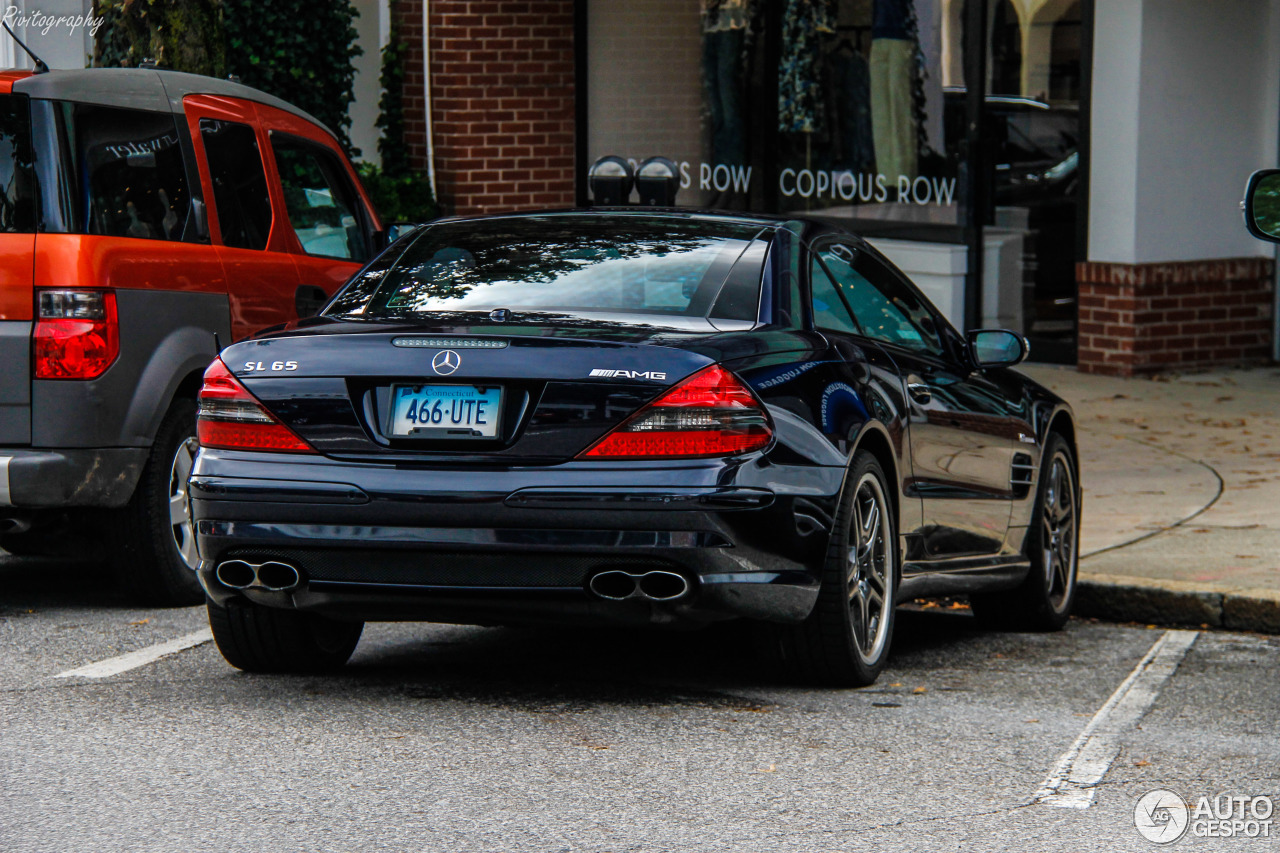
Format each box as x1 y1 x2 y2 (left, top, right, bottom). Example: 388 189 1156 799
1020 363 1280 633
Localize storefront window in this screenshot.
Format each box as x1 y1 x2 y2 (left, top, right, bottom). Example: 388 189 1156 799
589 0 964 225
587 0 1084 359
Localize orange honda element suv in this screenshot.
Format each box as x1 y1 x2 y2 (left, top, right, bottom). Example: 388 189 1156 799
0 68 383 604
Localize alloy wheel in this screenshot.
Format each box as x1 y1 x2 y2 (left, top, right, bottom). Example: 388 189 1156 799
168 437 200 570
1041 449 1077 611
846 472 893 664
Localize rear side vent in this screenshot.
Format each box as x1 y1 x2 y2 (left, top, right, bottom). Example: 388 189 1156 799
1011 452 1035 499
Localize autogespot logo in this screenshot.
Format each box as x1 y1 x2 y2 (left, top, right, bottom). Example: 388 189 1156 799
1135 790 1190 844
1135 790 1275 843
431 349 461 376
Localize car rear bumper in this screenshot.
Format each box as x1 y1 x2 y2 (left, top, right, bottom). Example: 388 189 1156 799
190 449 846 626
0 447 148 510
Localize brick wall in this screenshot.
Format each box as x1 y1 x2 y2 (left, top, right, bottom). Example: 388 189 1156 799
1077 259 1275 376
394 0 577 216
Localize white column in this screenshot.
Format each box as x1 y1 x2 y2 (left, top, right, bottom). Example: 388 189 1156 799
1089 0 1280 264
348 0 391 164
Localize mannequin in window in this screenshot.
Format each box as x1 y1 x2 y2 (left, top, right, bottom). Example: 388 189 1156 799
702 0 750 205
870 0 917 184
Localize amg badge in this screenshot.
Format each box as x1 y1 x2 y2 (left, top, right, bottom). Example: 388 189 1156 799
589 368 667 380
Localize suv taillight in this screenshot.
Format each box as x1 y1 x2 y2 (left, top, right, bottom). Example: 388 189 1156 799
579 365 773 459
34 290 120 379
197 358 315 453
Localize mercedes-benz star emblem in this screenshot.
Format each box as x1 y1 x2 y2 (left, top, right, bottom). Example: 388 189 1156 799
431 349 462 375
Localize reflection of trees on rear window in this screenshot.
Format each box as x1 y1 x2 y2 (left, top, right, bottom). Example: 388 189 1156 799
326 217 761 320
0 95 35 233
66 103 191 241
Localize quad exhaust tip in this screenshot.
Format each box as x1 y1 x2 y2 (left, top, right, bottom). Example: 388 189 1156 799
215 559 302 592
588 569 691 602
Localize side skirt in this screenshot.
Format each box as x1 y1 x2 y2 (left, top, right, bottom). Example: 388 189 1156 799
897 554 1031 601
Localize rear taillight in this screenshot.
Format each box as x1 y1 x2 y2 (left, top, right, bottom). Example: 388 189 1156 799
34 290 120 379
197 358 315 453
579 365 773 459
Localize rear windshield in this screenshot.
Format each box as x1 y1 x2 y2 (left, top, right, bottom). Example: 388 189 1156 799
325 216 765 321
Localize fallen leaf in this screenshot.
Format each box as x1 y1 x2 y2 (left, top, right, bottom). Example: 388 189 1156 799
912 687 928 694
759 764 776 773
1133 760 1151 767
129 618 150 626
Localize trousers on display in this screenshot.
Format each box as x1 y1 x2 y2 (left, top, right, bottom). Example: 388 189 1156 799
702 27 746 167
870 37 916 183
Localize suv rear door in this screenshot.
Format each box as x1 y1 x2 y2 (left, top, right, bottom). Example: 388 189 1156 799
182 94 303 341
0 90 36 446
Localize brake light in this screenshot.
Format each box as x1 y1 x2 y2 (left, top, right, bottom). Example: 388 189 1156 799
197 358 315 453
580 365 772 459
33 290 120 379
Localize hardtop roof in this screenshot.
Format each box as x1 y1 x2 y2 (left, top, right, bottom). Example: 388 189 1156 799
9 67 334 141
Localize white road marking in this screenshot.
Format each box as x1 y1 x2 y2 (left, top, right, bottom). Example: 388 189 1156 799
54 628 213 680
0 455 12 506
1036 629 1199 809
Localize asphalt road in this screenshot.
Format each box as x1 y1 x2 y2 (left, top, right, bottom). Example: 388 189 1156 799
2 553 1277 853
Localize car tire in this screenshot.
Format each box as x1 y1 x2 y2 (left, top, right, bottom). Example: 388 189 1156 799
775 451 897 687
107 398 205 607
207 598 363 673
971 433 1079 631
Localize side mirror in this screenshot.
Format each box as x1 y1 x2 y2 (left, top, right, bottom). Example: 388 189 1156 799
375 222 426 250
1242 169 1280 242
968 329 1028 368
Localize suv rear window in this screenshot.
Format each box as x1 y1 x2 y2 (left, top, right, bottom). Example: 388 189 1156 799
0 94 37 233
325 216 763 321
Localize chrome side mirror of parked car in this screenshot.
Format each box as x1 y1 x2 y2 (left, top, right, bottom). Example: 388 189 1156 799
1242 169 1280 242
969 329 1029 368
374 222 428 250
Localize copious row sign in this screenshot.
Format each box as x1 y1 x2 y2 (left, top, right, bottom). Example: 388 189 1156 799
616 158 957 207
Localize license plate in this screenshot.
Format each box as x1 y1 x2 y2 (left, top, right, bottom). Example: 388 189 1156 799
388 384 503 438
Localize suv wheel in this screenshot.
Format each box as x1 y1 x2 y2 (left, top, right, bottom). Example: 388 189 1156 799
109 398 205 606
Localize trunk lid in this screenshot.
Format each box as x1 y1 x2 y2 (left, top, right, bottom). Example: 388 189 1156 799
233 315 740 463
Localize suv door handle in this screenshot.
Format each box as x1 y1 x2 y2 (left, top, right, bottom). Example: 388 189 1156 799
906 377 932 404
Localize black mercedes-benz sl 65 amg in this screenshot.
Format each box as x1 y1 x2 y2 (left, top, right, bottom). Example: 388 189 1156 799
189 209 1080 686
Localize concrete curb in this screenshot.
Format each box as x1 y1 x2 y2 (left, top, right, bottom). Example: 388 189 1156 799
1076 573 1280 634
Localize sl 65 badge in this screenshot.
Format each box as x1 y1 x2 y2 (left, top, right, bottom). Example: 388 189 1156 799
243 360 298 372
